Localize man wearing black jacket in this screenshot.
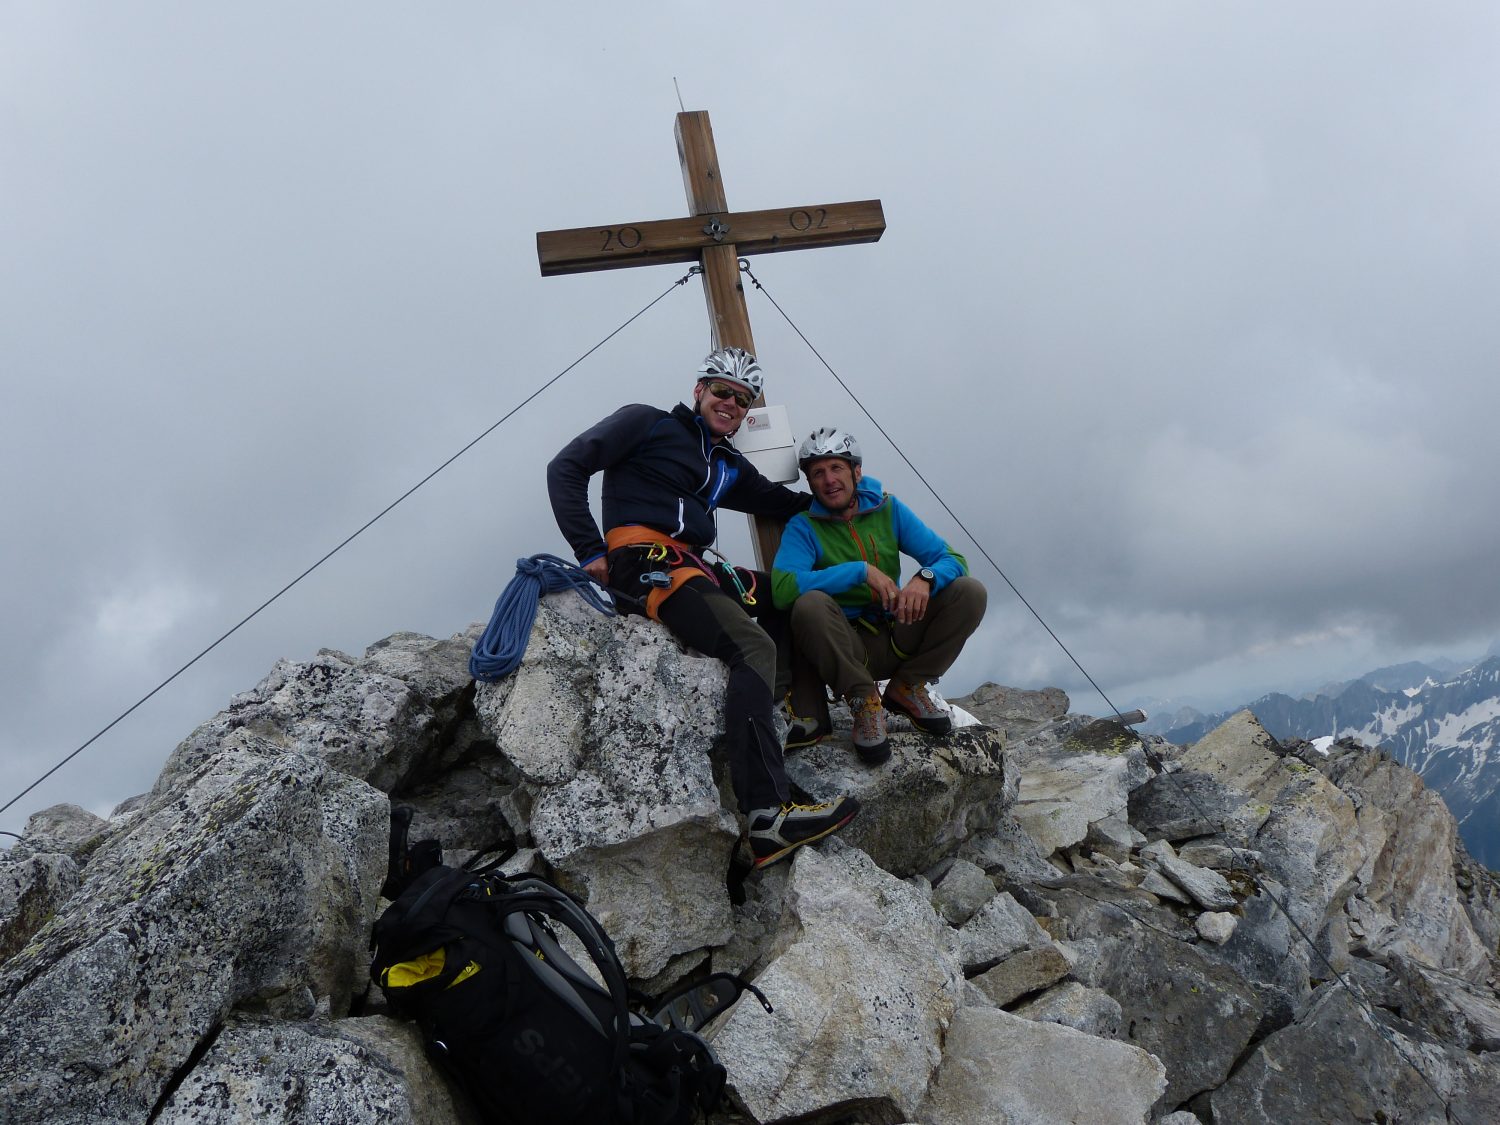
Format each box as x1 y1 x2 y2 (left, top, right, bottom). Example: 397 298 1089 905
547 348 857 868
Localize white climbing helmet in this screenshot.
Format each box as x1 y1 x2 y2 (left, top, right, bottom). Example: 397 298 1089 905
696 346 764 399
797 426 862 471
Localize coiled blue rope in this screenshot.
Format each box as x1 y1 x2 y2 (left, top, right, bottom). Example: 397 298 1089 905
469 554 618 682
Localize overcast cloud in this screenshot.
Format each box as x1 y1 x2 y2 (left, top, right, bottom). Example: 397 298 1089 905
4 2 1499 835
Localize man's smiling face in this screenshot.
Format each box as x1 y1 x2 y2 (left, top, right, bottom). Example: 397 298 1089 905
693 378 750 439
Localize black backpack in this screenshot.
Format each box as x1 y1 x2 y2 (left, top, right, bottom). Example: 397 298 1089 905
369 811 769 1125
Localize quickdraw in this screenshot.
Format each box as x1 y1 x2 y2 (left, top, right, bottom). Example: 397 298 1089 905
724 566 758 607
703 547 758 607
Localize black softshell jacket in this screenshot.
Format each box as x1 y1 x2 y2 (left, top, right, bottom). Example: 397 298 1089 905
547 402 808 564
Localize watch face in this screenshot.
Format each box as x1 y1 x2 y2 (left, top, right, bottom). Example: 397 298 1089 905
919 568 935 581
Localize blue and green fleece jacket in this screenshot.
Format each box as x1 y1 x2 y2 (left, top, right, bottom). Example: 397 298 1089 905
771 476 968 618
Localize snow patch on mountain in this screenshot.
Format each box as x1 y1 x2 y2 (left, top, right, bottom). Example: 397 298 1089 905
1429 697 1500 750
1163 656 1500 868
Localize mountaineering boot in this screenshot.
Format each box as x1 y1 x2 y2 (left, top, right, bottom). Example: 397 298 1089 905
848 692 891 765
883 679 953 735
748 796 860 868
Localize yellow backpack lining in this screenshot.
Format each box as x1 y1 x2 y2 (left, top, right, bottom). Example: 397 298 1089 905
381 947 482 989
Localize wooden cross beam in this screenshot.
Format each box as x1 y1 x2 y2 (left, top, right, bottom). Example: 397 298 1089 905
536 110 885 566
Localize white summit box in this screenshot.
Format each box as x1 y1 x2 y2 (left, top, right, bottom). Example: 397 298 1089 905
733 405 798 483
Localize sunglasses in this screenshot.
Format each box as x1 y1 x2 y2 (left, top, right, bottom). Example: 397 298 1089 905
702 380 754 410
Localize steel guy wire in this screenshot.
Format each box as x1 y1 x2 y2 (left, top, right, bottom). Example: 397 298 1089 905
0 267 701 822
740 258 1472 1125
737 260 1127 721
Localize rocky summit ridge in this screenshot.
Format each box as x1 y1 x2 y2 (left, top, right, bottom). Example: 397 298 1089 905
4 591 1500 1123
1164 656 1500 871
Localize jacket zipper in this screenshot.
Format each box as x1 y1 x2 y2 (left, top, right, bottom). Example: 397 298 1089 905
847 522 878 566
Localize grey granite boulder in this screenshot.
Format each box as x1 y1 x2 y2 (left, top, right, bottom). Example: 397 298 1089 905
1210 983 1488 1124
1008 740 1137 856
475 596 742 978
1390 958 1500 1052
0 849 80 966
156 1014 475 1124
711 841 963 1124
1141 868 1192 904
1172 713 1372 954
0 732 387 1124
1151 849 1238 911
1249 767 1364 935
1176 842 1259 870
1086 924 1263 1115
1210 874 1315 1032
1178 710 1288 810
785 725 1012 878
1196 911 1238 944
1329 747 1490 979
156 628 477 797
1084 810 1145 860
958 810 1065 882
932 857 997 926
919 1005 1166 1125
957 891 1054 974
473 594 617 788
970 945 1071 1007
947 683 1070 740
1127 768 1241 842
1011 980 1123 1037
549 816 737 980
19 802 110 859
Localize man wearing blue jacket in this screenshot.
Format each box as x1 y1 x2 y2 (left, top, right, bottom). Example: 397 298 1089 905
772 427 987 763
547 349 858 868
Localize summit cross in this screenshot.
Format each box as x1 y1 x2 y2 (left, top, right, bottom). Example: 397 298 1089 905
536 110 884 565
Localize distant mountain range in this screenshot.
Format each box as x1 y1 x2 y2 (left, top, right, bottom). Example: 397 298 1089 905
1153 656 1500 867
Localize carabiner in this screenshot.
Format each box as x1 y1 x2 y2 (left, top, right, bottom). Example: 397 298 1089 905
722 564 757 607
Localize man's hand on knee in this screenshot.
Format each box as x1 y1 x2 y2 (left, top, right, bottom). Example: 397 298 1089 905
894 577 929 625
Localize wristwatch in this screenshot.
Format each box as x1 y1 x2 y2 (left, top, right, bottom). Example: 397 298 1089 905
916 568 935 584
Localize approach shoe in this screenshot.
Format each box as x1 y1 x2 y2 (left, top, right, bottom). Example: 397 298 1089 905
785 715 830 750
883 679 953 735
748 796 860 869
848 692 891 765
778 697 829 750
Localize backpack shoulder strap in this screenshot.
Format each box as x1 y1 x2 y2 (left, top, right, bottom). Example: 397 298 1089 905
648 972 773 1034
487 876 635 1079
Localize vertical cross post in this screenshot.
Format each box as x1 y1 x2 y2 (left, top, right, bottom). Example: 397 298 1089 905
674 112 756 356
536 110 885 568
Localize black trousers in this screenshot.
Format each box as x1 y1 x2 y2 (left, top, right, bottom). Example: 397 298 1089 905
654 576 792 814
